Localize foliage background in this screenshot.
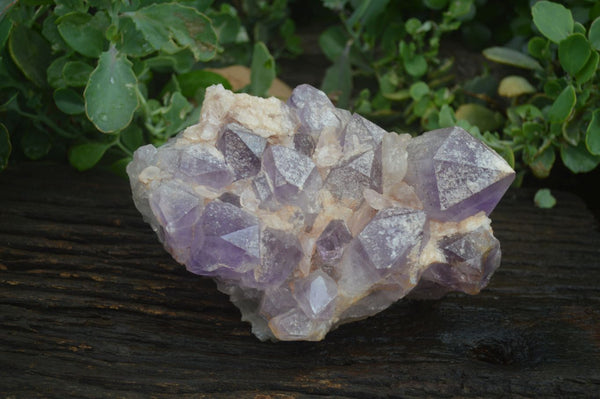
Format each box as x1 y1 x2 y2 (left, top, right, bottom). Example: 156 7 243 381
1 0 600 207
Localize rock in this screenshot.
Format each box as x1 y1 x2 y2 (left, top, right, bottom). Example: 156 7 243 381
127 84 515 341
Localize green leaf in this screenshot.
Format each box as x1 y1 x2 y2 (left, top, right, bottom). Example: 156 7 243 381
522 121 545 138
405 18 421 36
54 87 85 114
382 89 410 101
548 85 575 124
455 103 504 132
249 42 275 97
534 188 556 209
21 129 51 160
57 11 108 58
482 47 542 70
210 5 244 46
544 78 566 98
438 104 456 128
532 1 574 43
125 3 217 61
413 96 433 117
323 0 347 10
62 61 93 87
400 41 427 78
162 92 193 136
560 142 600 173
409 81 429 101
144 49 195 74
558 33 591 75
424 0 448 10
527 37 548 59
110 156 132 178
497 76 536 98
84 47 139 133
585 110 600 155
0 122 10 171
54 0 87 16
68 142 111 171
120 124 144 151
446 0 475 20
116 16 154 57
321 50 352 108
319 26 347 63
530 147 555 178
0 14 13 49
280 18 302 56
47 56 69 88
589 17 600 50
347 0 390 28
8 24 52 87
575 49 599 83
176 69 231 99
42 14 69 52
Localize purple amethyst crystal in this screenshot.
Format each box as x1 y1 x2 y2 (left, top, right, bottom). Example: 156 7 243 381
127 84 515 341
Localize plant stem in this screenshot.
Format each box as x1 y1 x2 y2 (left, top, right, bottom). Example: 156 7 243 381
17 109 78 139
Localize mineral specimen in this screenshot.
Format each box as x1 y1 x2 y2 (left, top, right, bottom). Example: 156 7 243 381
127 84 515 341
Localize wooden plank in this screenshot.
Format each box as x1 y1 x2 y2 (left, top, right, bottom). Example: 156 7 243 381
1 162 599 398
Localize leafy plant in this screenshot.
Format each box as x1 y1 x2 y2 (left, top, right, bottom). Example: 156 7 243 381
479 0 600 178
0 0 283 173
318 0 600 185
319 0 473 117
534 187 557 208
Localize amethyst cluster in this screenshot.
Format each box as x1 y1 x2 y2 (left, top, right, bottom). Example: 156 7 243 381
127 84 515 341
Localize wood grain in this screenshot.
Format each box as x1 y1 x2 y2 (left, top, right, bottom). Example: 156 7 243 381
1 162 599 398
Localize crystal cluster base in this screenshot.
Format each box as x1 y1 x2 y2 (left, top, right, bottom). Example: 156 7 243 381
127 84 515 341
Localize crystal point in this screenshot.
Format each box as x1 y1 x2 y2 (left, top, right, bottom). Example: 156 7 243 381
128 84 515 341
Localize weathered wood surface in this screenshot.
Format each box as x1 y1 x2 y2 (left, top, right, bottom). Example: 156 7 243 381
1 162 599 398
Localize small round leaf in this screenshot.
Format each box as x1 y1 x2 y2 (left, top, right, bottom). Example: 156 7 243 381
84 47 139 133
21 130 51 160
57 12 108 58
54 87 85 115
558 33 591 76
63 61 94 87
498 76 536 97
575 51 599 84
548 85 576 124
560 142 600 173
530 147 555 178
532 1 574 43
409 81 429 101
318 26 346 63
404 54 427 78
585 110 600 156
534 188 556 209
455 103 504 132
124 3 217 62
47 56 69 88
8 24 52 87
588 17 600 50
120 124 144 152
68 142 111 171
528 37 548 59
424 0 448 10
176 70 231 99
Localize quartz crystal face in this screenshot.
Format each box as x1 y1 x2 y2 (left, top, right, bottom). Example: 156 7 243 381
127 84 515 341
